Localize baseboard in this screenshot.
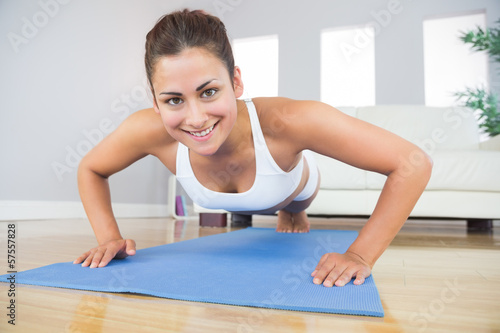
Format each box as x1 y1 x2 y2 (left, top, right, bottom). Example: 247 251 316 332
0 201 171 221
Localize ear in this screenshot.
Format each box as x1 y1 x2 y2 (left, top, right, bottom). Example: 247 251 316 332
150 87 161 114
232 66 244 98
153 100 161 114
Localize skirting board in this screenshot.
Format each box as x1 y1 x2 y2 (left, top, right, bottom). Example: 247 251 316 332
0 201 170 221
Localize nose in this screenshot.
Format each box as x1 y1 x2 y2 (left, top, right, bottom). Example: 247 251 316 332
185 102 209 129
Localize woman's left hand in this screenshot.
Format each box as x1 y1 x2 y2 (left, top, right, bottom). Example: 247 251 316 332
311 251 372 287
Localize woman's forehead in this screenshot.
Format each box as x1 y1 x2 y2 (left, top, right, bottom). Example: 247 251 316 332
152 49 229 92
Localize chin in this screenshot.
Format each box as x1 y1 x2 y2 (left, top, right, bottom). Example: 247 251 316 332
195 141 223 156
178 136 220 157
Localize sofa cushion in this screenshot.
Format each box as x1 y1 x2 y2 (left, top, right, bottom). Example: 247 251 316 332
356 106 480 151
366 150 500 192
313 152 366 190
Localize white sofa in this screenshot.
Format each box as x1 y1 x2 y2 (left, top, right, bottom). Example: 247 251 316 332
306 105 500 225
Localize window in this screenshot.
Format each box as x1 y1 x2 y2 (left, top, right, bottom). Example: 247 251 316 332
232 35 279 98
321 25 376 107
423 12 488 107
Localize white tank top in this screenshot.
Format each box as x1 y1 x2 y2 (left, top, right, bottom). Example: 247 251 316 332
175 99 304 212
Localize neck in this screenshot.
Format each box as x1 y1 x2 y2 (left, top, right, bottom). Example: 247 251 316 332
212 99 252 157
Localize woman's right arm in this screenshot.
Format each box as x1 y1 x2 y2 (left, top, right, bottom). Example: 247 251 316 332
73 108 171 268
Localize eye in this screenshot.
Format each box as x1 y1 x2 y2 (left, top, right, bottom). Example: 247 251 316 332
202 88 218 98
167 97 183 105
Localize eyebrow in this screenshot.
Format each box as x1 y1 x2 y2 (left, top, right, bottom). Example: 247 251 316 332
159 79 215 96
196 79 214 91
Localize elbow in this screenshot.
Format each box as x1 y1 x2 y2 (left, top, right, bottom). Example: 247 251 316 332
77 154 91 177
415 148 433 187
77 156 85 176
394 147 433 185
423 150 433 176
77 156 90 186
77 155 106 185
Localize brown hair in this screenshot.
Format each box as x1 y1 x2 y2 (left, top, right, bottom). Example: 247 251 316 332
145 9 235 95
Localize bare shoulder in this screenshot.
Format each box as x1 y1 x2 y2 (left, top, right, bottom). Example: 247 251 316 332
252 96 343 141
118 108 174 153
252 97 338 124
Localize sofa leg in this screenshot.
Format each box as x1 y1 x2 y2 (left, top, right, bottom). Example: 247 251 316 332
231 214 253 228
467 219 493 232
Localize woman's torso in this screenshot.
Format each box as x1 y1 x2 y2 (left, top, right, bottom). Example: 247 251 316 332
149 97 311 213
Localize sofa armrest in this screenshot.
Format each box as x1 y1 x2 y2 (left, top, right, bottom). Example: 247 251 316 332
480 135 500 151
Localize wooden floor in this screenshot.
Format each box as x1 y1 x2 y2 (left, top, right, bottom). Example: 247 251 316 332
0 216 499 333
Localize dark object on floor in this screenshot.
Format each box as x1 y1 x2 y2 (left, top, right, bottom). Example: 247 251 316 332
231 213 252 227
467 219 493 232
200 213 227 227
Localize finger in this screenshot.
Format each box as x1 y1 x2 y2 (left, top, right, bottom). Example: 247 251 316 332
311 253 330 277
73 251 91 264
81 252 94 267
338 265 371 286
353 273 366 285
98 248 115 268
115 239 136 259
126 239 136 255
323 265 347 287
334 268 357 287
90 249 105 268
313 256 338 285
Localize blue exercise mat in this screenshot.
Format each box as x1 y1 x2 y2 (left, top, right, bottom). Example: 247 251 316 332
0 228 384 317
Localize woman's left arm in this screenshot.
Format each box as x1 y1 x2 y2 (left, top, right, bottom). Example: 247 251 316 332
285 100 433 287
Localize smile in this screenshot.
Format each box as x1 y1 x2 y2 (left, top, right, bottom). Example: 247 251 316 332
187 123 217 137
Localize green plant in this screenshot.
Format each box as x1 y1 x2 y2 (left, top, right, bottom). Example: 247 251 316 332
459 20 500 62
454 87 500 136
455 19 500 138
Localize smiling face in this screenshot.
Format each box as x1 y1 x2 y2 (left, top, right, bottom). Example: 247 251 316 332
151 47 244 156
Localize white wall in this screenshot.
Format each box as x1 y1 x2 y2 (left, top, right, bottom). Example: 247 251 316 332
0 0 187 211
1 0 499 217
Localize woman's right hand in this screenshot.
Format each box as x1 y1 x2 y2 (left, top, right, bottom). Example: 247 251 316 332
73 239 136 268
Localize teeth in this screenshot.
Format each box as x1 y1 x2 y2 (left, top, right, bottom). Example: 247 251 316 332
190 124 215 137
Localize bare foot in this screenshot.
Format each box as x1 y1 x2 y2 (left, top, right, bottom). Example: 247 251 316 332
291 210 310 233
276 210 294 233
276 210 311 233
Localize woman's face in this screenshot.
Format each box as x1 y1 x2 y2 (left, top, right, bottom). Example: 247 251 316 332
152 47 243 156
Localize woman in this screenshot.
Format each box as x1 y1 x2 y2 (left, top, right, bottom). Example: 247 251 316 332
74 9 432 288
